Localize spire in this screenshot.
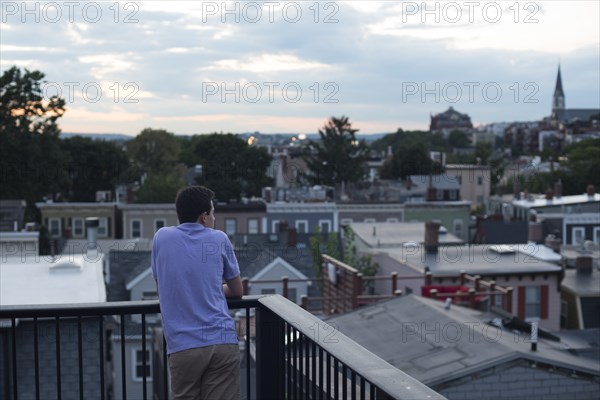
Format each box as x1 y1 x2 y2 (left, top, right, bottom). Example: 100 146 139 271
552 64 565 111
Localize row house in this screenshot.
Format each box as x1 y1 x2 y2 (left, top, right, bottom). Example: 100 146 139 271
444 164 491 211
36 202 119 240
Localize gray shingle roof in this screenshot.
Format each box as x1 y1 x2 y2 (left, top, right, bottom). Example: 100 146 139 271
107 250 151 301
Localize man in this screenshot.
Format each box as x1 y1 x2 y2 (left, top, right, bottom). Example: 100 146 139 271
152 186 243 400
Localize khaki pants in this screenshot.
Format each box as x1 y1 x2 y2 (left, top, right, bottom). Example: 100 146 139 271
168 344 240 400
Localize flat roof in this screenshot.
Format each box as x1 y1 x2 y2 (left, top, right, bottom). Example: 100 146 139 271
369 244 562 275
1 254 106 306
512 193 600 209
351 222 463 248
562 269 600 296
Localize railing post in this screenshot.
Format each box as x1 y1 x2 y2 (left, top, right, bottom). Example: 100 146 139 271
391 272 398 295
301 295 308 310
474 275 481 292
506 287 513 313
490 281 496 307
469 288 476 309
255 304 285 400
282 276 289 299
425 271 432 286
242 277 249 296
460 270 466 286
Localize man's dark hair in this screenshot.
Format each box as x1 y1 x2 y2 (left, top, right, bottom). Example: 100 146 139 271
175 186 215 223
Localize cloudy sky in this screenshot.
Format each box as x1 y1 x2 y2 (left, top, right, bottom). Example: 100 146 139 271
1 1 598 136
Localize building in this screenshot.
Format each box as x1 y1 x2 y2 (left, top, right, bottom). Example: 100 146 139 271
561 256 600 329
404 201 471 242
0 199 27 232
0 252 107 398
36 201 120 240
445 164 491 211
266 202 337 234
214 201 267 236
120 203 177 240
430 107 473 134
366 241 563 331
550 65 600 126
327 295 600 399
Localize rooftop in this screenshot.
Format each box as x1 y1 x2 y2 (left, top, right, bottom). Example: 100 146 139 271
562 268 600 297
326 295 600 386
512 193 600 209
367 244 562 276
0 254 106 306
351 222 463 248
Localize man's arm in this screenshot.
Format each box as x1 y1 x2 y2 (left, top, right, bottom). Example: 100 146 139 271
223 275 243 298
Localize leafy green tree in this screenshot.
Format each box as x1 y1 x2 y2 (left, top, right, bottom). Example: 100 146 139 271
126 128 180 174
0 66 66 219
448 130 472 148
309 226 340 280
303 116 368 185
343 226 379 293
60 137 129 201
135 170 186 203
371 129 447 154
180 133 273 201
379 142 434 179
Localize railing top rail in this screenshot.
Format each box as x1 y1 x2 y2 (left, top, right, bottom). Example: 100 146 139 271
0 296 262 319
258 295 447 400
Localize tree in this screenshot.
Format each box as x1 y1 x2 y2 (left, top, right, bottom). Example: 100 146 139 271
343 226 379 293
379 142 434 179
0 66 67 219
180 133 273 201
309 226 340 280
135 170 186 203
126 128 181 174
448 130 472 148
303 116 368 185
60 137 130 201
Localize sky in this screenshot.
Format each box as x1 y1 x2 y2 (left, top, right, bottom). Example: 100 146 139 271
1 1 599 136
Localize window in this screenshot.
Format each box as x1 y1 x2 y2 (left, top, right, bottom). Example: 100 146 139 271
271 220 280 234
142 291 158 300
49 218 61 237
525 286 541 320
386 218 399 223
73 218 84 237
131 220 142 238
449 190 458 200
247 218 259 234
319 220 331 234
436 190 443 200
225 218 237 236
572 227 585 245
154 219 166 232
363 218 375 223
477 176 483 185
98 218 108 237
476 195 484 205
295 220 308 234
261 288 276 295
132 349 152 381
340 218 353 225
593 227 600 244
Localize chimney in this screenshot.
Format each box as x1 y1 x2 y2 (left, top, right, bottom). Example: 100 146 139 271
586 184 595 198
85 217 99 250
424 221 440 254
426 187 437 202
287 227 297 247
554 180 562 198
545 188 554 201
575 256 593 275
528 222 543 243
530 321 538 352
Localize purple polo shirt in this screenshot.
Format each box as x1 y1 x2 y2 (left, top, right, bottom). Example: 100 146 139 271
151 223 240 354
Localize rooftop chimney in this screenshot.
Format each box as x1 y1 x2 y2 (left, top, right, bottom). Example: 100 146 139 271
513 181 522 200
85 217 99 251
545 188 554 201
575 256 593 275
425 221 440 254
528 222 543 243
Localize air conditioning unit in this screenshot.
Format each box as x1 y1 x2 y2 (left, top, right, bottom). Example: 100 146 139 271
96 191 112 202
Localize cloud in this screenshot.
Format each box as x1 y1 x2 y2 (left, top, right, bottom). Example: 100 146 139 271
202 53 330 72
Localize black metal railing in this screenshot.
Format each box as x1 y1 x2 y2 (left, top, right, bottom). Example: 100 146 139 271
0 295 446 400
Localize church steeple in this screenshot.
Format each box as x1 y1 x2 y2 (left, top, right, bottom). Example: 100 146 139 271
552 65 565 111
